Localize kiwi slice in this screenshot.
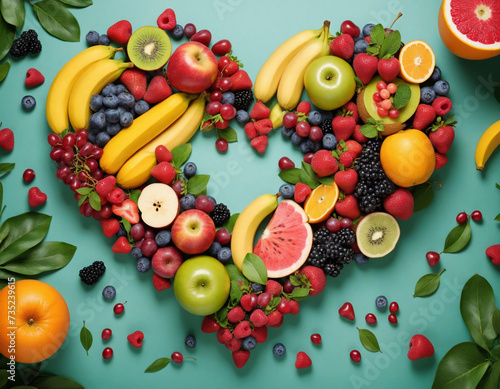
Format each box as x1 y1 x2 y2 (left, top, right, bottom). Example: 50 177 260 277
127 26 172 71
356 212 400 258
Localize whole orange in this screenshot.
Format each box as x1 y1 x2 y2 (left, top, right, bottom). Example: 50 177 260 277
0 280 70 363
380 129 435 188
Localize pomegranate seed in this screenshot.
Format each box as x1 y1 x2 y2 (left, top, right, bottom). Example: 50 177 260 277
350 350 361 363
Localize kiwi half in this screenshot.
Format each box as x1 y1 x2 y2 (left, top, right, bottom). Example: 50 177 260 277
127 26 172 71
356 212 400 258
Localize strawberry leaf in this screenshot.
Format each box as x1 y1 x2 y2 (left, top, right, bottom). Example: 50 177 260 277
370 24 385 45
380 30 401 59
443 218 471 253
279 168 301 185
187 174 209 196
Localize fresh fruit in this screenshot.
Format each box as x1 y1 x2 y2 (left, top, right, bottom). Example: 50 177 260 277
311 333 322 344
143 75 173 104
390 302 399 313
107 20 133 44
330 33 355 59
366 313 377 324
127 330 144 348
300 266 326 296
114 302 125 314
378 57 400 83
303 182 339 223
167 41 218 93
152 246 183 278
173 255 230 316
127 26 172 71
438 0 500 60
486 244 500 265
334 194 361 220
102 328 112 340
23 169 35 182
429 123 455 154
382 188 414 220
388 313 398 324
356 212 401 258
273 343 286 357
426 251 441 267
334 169 358 195
151 161 177 185
171 209 216 255
157 8 176 30
0 280 70 363
352 53 379 84
185 335 196 348
250 101 271 120
100 218 120 238
153 273 172 291
310 149 339 177
253 200 313 278
350 350 362 363
408 334 434 360
25 68 44 87
112 199 139 224
339 302 355 321
137 183 179 229
341 20 361 38
295 351 312 369
0 128 14 151
471 210 482 221
413 104 436 131
475 119 500 171
432 96 452 116
380 129 435 188
376 295 388 309
398 40 436 83
232 350 250 368
331 115 356 141
102 347 113 359
102 285 116 300
120 68 147 100
229 69 253 91
27 186 47 208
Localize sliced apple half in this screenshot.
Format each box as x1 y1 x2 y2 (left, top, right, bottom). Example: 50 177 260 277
138 183 179 228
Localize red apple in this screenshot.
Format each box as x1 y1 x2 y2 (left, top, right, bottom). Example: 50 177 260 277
171 209 216 254
152 246 184 278
166 41 218 93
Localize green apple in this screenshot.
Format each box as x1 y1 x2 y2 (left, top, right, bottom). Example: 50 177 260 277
173 255 230 316
304 55 356 110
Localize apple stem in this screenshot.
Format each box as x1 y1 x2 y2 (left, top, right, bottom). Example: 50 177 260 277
388 12 403 32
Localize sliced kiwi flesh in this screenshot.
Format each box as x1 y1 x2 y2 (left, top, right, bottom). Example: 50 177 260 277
356 212 400 258
127 26 172 71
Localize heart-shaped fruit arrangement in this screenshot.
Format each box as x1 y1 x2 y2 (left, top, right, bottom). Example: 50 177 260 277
46 10 455 368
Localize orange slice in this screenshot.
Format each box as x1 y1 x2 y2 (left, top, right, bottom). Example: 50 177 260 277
303 182 339 223
398 40 436 84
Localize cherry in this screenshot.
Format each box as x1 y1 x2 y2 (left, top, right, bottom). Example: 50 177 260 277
426 251 440 267
456 212 468 224
215 228 231 245
278 157 295 170
206 101 221 115
171 351 183 363
388 314 398 324
303 153 314 164
215 138 228 153
209 91 223 102
338 302 355 321
380 89 390 100
183 23 196 39
295 121 310 137
340 218 353 229
340 20 360 39
310 333 322 345
376 81 387 92
350 350 362 363
471 210 482 221
102 347 113 359
389 302 399 313
387 83 398 94
326 218 341 233
23 169 35 183
365 313 377 325
282 112 298 128
113 302 126 315
372 92 382 103
101 328 112 340
195 195 215 213
257 292 271 307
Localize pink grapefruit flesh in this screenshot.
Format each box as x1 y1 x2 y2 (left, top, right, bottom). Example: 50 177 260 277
450 0 500 46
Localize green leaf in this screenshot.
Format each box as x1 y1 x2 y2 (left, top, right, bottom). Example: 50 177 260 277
229 280 243 307
0 13 16 61
414 269 446 297
242 253 268 285
482 360 500 389
121 217 131 236
16 362 41 384
216 127 238 143
214 306 228 327
10 386 38 388
187 174 210 196
58 0 93 7
460 274 497 351
288 287 310 301
129 189 141 204
357 328 381 352
33 0 80 42
380 30 401 59
0 61 10 83
1 0 25 29
411 182 434 212
75 187 92 195
492 309 500 335
0 370 8 387
317 176 335 186
225 264 247 283
0 163 15 175
88 190 101 211
77 194 88 207
393 84 411 110
80 321 92 356
221 213 239 233
494 213 500 222
171 143 192 168
300 162 320 189
279 167 302 185
0 212 51 265
432 342 491 389
145 357 171 373
360 124 379 138
370 24 385 45
492 345 500 360
0 241 76 275
31 375 84 389
443 218 471 253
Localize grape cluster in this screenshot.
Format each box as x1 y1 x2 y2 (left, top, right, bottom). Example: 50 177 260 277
10 29 42 57
306 226 356 278
353 139 395 213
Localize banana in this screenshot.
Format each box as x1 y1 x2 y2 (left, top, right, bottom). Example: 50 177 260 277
46 45 122 134
277 21 332 110
475 119 500 170
100 92 196 175
116 94 206 189
68 59 133 131
253 23 324 103
231 193 279 271
269 102 285 129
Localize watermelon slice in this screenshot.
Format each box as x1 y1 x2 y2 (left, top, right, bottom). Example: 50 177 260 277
253 200 313 278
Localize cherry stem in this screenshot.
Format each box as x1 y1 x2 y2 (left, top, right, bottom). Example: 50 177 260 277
389 12 403 31
185 357 197 361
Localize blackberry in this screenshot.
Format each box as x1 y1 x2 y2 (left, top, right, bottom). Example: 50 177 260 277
79 261 106 285
210 203 230 227
21 30 42 54
321 118 333 135
353 139 395 214
233 90 254 111
10 39 29 57
29 40 42 54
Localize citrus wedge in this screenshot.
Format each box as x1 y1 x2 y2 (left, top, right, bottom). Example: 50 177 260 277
398 40 436 84
303 182 340 223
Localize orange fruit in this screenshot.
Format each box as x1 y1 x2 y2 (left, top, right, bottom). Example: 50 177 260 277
303 182 340 223
380 129 435 188
398 40 436 83
438 0 500 60
0 280 70 363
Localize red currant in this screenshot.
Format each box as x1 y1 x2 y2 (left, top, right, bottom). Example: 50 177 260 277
114 302 126 315
389 302 399 313
456 212 468 224
195 195 215 214
215 138 228 153
102 347 113 359
310 333 322 345
23 169 35 183
388 109 400 119
101 328 112 340
471 210 482 221
388 314 398 324
215 228 231 245
171 351 183 363
350 350 361 363
365 313 377 324
278 157 295 170
426 251 440 267
326 218 341 233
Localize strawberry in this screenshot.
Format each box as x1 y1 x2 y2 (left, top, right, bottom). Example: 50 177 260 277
294 182 312 203
0 128 14 151
251 325 268 343
233 320 252 339
244 122 257 139
329 34 355 60
201 316 220 333
240 294 257 312
112 199 140 224
25 68 44 87
100 218 120 238
288 299 300 315
343 101 359 123
218 56 240 77
353 124 369 143
250 135 268 153
112 236 132 254
265 280 282 297
335 194 361 219
28 187 47 207
127 330 144 348
267 310 283 327
249 309 268 327
152 273 172 291
229 69 252 91
297 101 311 115
157 8 176 30
334 169 358 194
383 188 414 220
486 244 500 265
339 152 354 168
345 139 362 159
412 104 436 131
432 96 452 116
408 334 434 360
106 187 126 204
429 125 455 154
299 266 326 296
250 101 271 120
295 351 312 369
155 145 173 163
232 350 250 368
120 69 147 100
107 20 132 44
191 30 212 46
435 152 448 170
217 328 233 344
151 161 177 185
331 116 356 141
377 57 400 83
96 176 116 197
311 149 338 177
227 306 246 323
353 53 379 84
144 75 172 104
254 118 273 135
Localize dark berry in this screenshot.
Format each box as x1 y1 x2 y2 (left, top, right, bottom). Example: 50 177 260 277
273 343 286 357
79 261 106 285
209 203 230 227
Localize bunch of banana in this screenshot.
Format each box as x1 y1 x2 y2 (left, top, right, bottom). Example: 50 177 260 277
231 193 279 271
253 21 332 109
475 119 500 170
116 94 206 189
46 45 123 134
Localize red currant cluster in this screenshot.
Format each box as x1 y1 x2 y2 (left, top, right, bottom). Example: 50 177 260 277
372 80 400 119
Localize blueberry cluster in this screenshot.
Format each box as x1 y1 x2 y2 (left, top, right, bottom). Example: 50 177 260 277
10 29 42 57
85 30 111 46
353 139 395 213
79 261 106 285
420 66 450 104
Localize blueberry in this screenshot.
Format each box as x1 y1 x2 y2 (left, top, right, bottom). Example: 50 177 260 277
136 257 151 273
120 111 134 127
106 123 122 137
180 194 196 210
116 224 126 237
376 295 388 309
300 139 313 154
273 343 286 357
251 282 265 293
102 83 117 97
90 94 103 112
105 108 120 124
362 23 375 37
354 31 364 42
217 247 232 264
221 92 235 105
21 95 36 110
354 39 369 54
130 247 143 260
322 133 337 150
281 126 295 138
89 112 106 130
310 140 321 153
208 241 222 257
185 335 197 348
171 24 184 39
87 131 97 144
420 86 436 104
291 132 304 147
102 285 116 300
307 110 322 126
115 84 127 95
279 184 294 199
134 100 150 115
236 109 250 124
155 230 172 247
96 132 111 147
433 80 450 96
86 30 100 46
118 92 135 109
103 94 119 109
430 66 441 83
184 162 197 178
242 336 257 351
353 253 369 265
98 34 110 45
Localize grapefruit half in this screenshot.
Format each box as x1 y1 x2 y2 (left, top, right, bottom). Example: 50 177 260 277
253 200 313 278
438 0 500 60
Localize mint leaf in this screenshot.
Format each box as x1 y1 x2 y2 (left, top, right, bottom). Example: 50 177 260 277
370 24 385 45
360 124 378 138
187 174 209 196
393 84 411 109
380 30 401 59
171 143 192 168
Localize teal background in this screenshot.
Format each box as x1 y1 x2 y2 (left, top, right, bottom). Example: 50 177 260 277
1 0 500 387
